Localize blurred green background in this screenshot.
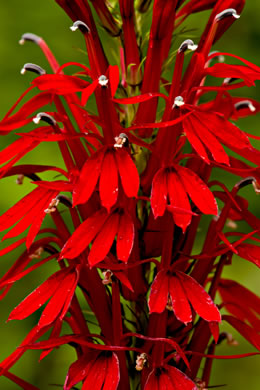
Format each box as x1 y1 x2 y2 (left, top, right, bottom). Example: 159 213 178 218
0 1 259 389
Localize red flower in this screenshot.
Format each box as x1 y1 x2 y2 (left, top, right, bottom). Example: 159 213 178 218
149 270 221 324
8 265 79 329
64 351 120 390
144 365 197 390
73 145 139 212
60 207 135 265
151 164 218 231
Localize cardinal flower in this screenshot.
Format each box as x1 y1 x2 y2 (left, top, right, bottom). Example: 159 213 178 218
144 364 197 390
0 186 60 249
149 270 221 324
60 207 135 265
64 351 120 390
8 265 79 329
73 142 139 212
151 164 218 231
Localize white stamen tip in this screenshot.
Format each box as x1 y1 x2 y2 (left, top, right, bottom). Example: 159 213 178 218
33 116 41 124
19 39 25 45
173 96 185 107
70 26 78 32
249 102 256 112
20 68 26 75
98 75 109 86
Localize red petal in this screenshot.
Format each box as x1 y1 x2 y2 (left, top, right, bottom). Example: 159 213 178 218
208 321 219 343
176 165 218 215
189 113 230 165
32 74 88 94
108 65 120 97
73 147 105 206
151 168 168 218
148 270 169 313
169 275 192 324
88 212 120 266
114 148 139 198
116 211 134 262
205 63 260 86
81 79 99 106
99 150 119 211
8 268 68 320
64 351 99 390
177 271 221 322
61 209 109 259
223 315 260 350
38 269 78 328
113 92 168 105
183 116 210 164
167 365 197 390
167 171 192 232
236 243 260 268
82 353 120 390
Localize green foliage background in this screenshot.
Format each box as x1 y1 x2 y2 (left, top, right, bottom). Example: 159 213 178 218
0 1 259 389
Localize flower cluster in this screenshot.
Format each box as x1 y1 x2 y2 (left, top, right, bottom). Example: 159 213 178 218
0 0 260 389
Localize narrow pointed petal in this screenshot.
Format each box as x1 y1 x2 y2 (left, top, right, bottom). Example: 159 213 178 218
32 74 88 94
176 165 218 215
167 366 197 390
183 116 210 164
116 211 134 262
169 275 192 324
99 150 118 211
177 271 221 322
148 270 169 313
188 113 230 165
88 212 120 266
61 209 109 259
81 79 99 106
223 315 260 350
114 148 139 198
236 243 260 268
151 168 168 218
8 269 68 321
73 148 105 206
167 171 192 232
64 351 99 390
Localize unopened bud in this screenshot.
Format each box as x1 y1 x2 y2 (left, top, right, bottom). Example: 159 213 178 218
226 332 239 346
21 63 46 76
33 112 56 126
226 219 238 229
253 179 260 194
215 8 240 22
195 378 208 390
70 20 90 33
114 133 129 148
179 39 198 53
98 75 109 87
135 353 148 371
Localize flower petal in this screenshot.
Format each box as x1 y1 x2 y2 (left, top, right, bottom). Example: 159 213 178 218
148 270 169 313
73 147 105 206
151 168 168 218
176 165 218 215
169 275 192 324
60 209 109 259
177 271 221 322
88 212 120 266
114 148 139 198
167 171 192 232
116 211 134 262
99 150 119 211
